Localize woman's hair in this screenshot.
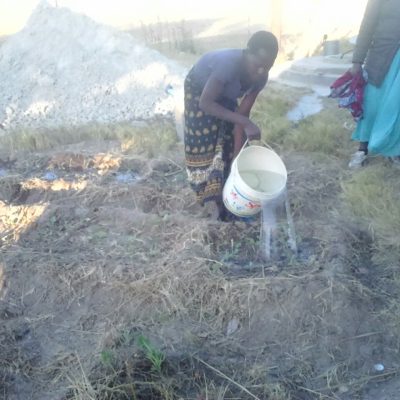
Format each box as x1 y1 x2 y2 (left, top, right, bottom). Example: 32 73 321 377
247 31 279 57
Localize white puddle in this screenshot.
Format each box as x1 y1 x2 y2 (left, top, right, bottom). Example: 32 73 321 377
43 171 58 181
287 93 323 122
115 172 140 184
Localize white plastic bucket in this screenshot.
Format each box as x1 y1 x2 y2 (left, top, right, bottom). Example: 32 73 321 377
223 142 287 217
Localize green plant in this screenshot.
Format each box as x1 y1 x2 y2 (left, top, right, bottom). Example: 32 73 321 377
137 335 165 373
100 349 114 367
221 239 241 263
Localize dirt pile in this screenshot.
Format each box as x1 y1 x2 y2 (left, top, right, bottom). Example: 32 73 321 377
0 1 186 132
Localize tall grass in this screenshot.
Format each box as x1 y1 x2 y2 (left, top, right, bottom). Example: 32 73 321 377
285 108 353 157
0 122 177 157
253 89 354 157
342 164 400 265
252 86 297 147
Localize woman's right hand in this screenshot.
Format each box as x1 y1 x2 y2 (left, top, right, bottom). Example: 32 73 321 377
243 120 261 141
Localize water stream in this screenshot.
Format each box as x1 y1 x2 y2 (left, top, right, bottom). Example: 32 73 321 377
260 191 298 261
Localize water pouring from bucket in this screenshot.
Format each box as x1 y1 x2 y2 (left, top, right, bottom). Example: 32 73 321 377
222 140 288 260
223 140 287 217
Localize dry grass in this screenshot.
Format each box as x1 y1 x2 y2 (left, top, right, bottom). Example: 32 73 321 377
0 201 47 243
0 121 177 157
1 89 400 399
342 164 400 266
342 163 400 355
1 159 392 399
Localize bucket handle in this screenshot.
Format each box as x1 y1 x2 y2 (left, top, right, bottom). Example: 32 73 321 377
252 139 274 150
237 139 274 158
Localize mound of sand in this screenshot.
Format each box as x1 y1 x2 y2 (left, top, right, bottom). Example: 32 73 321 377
0 1 186 132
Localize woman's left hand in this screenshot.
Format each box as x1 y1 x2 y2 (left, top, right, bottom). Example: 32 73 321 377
350 63 362 76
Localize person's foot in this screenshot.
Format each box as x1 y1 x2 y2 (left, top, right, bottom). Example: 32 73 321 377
203 200 220 220
349 151 367 169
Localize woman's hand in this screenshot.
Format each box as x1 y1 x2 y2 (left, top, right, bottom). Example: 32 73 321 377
243 120 261 141
350 62 362 76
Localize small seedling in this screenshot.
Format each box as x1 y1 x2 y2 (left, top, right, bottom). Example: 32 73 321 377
100 349 114 367
137 335 165 373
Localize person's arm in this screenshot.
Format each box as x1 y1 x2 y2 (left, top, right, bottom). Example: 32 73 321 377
233 90 261 157
352 0 382 74
199 76 261 140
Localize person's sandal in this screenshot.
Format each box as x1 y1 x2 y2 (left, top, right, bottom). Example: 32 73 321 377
349 151 368 169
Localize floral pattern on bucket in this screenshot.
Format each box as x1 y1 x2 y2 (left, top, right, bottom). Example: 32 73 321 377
223 183 262 217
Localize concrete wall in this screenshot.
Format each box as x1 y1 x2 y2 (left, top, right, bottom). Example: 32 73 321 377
269 0 368 58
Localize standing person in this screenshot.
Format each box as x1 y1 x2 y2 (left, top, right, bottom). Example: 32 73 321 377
349 0 400 168
184 31 278 220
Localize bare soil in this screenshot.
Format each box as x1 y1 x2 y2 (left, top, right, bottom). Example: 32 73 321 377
0 136 398 400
